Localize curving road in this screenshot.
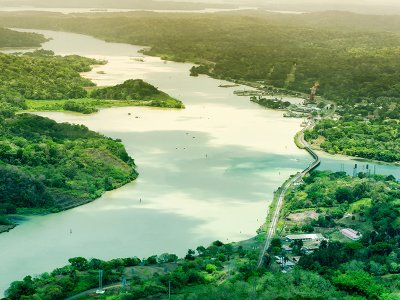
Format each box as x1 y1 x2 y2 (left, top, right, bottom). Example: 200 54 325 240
256 126 320 269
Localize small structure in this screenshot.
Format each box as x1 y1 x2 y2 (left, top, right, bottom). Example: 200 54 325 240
309 82 320 101
282 245 293 252
291 256 302 262
96 270 105 294
340 228 362 240
275 256 296 270
285 233 326 242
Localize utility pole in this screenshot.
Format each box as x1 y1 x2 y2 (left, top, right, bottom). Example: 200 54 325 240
96 270 105 294
99 270 103 289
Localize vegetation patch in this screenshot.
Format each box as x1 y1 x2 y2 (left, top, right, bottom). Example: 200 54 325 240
0 27 47 48
305 119 400 163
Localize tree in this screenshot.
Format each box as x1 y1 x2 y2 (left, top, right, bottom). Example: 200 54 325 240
5 276 35 300
158 253 178 263
68 257 88 271
332 271 386 298
144 255 158 265
185 249 196 261
196 246 206 256
335 186 354 203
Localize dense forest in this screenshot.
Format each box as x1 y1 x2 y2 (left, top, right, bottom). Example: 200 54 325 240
0 109 138 214
2 12 400 103
0 27 46 48
305 119 400 163
0 49 99 101
5 172 400 299
91 79 184 108
0 12 398 161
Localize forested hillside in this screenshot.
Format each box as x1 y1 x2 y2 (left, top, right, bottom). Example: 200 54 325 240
0 27 46 48
0 50 99 101
0 109 138 214
91 79 184 108
2 12 400 103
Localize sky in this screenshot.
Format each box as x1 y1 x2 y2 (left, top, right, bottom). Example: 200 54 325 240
166 0 400 14
2 0 400 14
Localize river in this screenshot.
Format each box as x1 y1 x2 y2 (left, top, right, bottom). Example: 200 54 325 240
0 29 399 294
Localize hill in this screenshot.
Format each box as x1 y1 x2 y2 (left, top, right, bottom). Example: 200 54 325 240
0 27 46 48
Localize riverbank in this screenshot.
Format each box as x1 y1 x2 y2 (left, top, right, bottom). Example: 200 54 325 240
0 224 16 234
308 137 400 167
25 97 184 114
0 110 139 236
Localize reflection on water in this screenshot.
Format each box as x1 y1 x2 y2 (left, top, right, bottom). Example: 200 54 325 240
318 152 400 179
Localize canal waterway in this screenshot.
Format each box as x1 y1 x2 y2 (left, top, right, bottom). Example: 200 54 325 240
0 29 398 294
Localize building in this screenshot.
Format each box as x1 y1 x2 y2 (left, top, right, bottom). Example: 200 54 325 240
285 233 326 242
340 228 362 240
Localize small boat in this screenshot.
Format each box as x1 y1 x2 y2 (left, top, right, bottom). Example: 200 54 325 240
218 84 240 88
130 57 145 62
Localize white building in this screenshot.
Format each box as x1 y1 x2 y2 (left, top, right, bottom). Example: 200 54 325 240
340 228 362 240
285 233 326 242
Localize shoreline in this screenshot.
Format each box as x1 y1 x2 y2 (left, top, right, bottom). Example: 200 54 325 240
313 147 400 167
317 149 400 166
0 161 138 236
0 224 17 234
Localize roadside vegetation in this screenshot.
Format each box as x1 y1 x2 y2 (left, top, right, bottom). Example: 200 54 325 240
0 241 359 299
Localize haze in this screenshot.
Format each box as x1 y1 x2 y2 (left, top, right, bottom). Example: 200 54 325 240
169 0 400 14
2 0 400 14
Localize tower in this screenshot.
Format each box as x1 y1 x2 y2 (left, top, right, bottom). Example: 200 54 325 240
353 164 358 177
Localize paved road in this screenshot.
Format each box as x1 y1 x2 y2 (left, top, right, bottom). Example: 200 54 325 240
65 283 124 300
256 127 320 269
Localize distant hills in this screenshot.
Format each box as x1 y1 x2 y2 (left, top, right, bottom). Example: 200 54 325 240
221 0 400 15
0 0 235 10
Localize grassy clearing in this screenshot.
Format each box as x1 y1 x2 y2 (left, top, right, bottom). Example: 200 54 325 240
349 198 372 213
